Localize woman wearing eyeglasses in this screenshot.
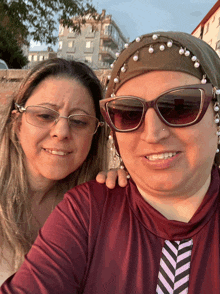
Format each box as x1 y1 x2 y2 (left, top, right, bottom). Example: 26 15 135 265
0 58 128 285
1 32 220 293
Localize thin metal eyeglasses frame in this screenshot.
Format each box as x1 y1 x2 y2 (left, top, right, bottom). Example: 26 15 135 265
100 83 216 133
15 103 104 134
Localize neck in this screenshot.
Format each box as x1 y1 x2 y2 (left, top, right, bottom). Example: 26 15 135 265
27 173 57 205
137 174 211 223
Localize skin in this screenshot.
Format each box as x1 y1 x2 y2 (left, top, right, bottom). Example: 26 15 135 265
17 76 96 195
96 168 128 189
115 71 218 222
14 75 126 238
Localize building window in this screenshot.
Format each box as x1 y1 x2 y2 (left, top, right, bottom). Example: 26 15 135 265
28 55 32 61
59 41 63 50
216 40 220 50
86 41 92 48
39 55 44 61
68 41 73 48
104 24 112 35
85 56 92 63
33 55 38 61
205 22 209 34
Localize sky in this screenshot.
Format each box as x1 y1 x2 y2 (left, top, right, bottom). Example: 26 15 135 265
30 0 217 51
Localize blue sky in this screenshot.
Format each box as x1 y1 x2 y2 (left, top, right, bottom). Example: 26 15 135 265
30 0 217 51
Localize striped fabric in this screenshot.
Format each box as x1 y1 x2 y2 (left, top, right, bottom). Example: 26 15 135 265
156 239 193 294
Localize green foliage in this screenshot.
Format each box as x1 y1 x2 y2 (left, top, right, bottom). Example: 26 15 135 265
0 0 97 46
0 24 28 68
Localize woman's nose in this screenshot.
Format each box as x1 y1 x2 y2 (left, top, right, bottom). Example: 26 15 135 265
139 108 170 143
50 116 71 140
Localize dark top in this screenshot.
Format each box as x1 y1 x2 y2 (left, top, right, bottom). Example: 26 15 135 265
1 167 220 293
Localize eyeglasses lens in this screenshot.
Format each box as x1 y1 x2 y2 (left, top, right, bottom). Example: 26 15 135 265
107 99 143 130
26 106 58 128
68 115 98 134
107 89 203 131
25 106 98 134
157 88 202 125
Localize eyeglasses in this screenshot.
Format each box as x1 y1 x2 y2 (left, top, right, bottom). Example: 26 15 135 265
15 103 104 135
100 83 215 132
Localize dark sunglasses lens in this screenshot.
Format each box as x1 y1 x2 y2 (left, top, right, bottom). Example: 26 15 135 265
107 98 143 130
157 89 202 125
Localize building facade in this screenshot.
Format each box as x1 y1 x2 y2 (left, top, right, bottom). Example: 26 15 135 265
27 48 57 68
192 1 220 57
57 9 128 69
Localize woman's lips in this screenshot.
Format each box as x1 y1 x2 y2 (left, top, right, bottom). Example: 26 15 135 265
146 152 177 161
43 148 72 156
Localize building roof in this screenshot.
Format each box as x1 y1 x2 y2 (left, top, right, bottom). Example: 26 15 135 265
192 1 220 34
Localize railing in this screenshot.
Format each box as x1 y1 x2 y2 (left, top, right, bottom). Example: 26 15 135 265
100 46 116 58
100 31 119 44
97 61 111 69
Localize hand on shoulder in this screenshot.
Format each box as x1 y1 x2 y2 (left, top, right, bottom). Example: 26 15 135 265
96 168 129 189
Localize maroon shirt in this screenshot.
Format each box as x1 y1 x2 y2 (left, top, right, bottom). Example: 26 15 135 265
1 167 220 293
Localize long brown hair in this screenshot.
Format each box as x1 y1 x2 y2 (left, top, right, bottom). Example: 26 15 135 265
0 58 108 270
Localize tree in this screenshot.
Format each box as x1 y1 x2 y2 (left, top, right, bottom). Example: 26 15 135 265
0 24 28 68
0 0 97 46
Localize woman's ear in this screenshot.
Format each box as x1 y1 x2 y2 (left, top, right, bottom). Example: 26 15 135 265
11 110 21 139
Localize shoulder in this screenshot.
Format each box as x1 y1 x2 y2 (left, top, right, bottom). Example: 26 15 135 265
64 180 129 208
64 180 129 214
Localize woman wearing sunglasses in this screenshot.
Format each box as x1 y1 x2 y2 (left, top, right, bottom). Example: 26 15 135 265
0 58 127 285
1 32 220 293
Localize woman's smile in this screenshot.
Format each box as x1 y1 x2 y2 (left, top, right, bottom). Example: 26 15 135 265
42 148 72 156
145 151 178 161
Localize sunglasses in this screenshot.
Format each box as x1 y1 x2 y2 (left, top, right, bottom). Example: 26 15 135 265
100 83 215 132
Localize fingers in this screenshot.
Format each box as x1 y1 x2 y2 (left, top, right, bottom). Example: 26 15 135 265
117 168 128 188
96 169 129 189
96 171 108 184
105 169 119 189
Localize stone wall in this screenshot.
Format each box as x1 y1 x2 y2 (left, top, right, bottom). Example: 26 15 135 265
0 69 111 104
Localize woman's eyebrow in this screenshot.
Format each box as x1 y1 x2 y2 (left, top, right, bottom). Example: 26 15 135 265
36 103 92 115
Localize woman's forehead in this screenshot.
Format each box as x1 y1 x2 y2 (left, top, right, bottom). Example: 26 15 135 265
116 71 201 97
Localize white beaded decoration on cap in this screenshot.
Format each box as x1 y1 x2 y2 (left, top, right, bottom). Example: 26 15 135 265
148 46 154 53
214 102 220 112
114 77 119 83
201 75 207 84
152 34 158 40
215 104 220 153
216 89 220 95
124 43 129 48
185 50 190 57
133 54 139 61
159 44 165 51
110 63 114 68
167 40 173 47
111 93 115 97
194 61 200 68
136 37 141 42
179 47 185 55
191 56 197 62
107 75 111 80
215 114 220 124
115 52 120 57
121 65 126 73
